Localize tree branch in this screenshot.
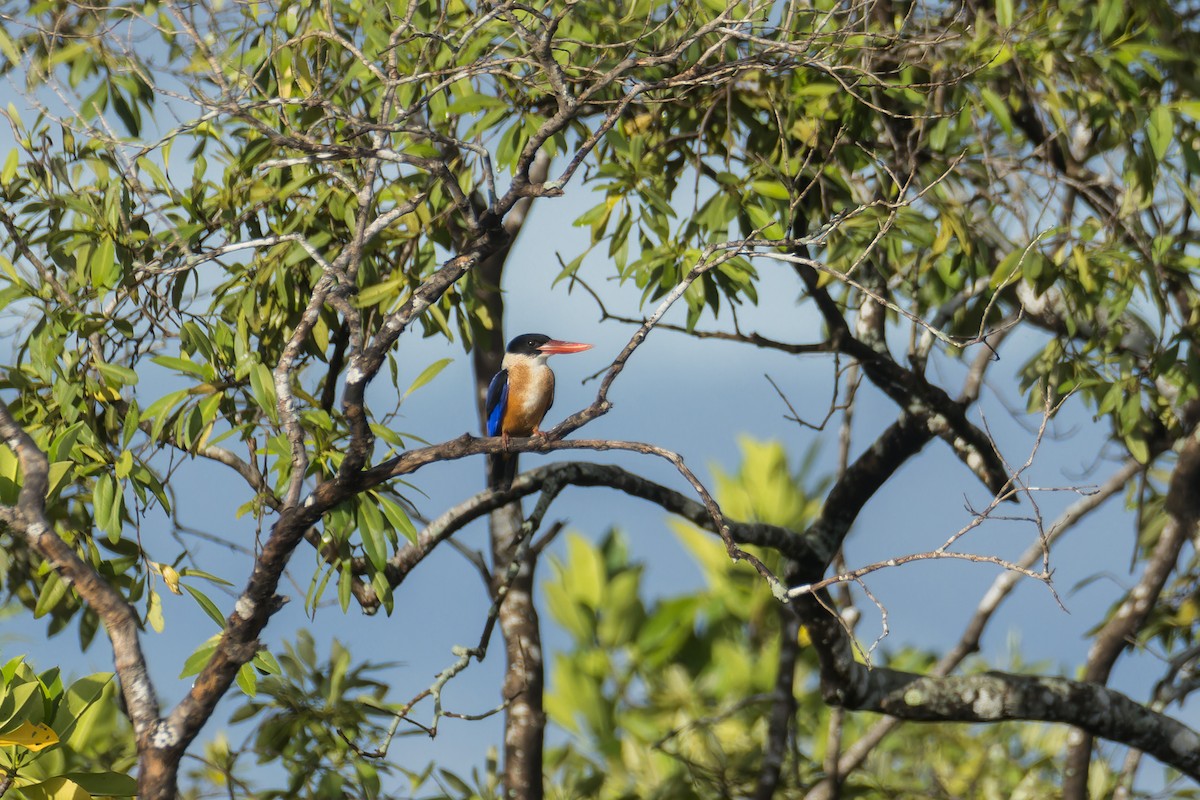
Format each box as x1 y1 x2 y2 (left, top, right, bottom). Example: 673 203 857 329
804 456 1144 799
794 616 1200 784
790 255 1012 497
0 402 162 750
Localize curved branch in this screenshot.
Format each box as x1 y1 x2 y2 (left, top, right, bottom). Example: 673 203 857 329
0 402 161 745
797 553 1200 783
340 226 508 477
373 461 818 608
802 642 1200 782
791 256 1012 497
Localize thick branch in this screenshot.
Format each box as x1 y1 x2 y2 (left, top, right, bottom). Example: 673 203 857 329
793 260 1011 497
796 571 1200 782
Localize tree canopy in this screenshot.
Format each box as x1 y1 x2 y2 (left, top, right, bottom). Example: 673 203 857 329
1 0 1200 798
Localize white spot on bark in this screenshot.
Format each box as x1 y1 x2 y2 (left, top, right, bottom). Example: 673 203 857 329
971 686 1004 719
1172 728 1200 753
345 365 364 385
235 597 255 620
151 722 179 748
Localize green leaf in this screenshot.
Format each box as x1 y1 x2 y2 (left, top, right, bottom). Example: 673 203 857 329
544 580 593 643
995 0 1013 27
306 563 336 616
248 363 279 424
46 461 73 499
236 662 257 696
355 275 404 308
0 148 18 185
445 93 506 114
14 777 92 800
379 495 418 544
92 474 122 543
179 636 220 679
90 236 119 290
337 566 352 612
358 500 389 572
401 358 452 400
979 87 1013 135
62 772 137 797
564 533 605 610
96 360 138 387
183 584 227 629
151 354 209 379
0 27 19 67
143 388 189 442
744 204 785 239
1125 432 1150 464
1096 0 1123 37
252 649 281 675
55 674 114 749
1148 106 1173 162
0 679 45 731
177 568 234 587
749 179 790 201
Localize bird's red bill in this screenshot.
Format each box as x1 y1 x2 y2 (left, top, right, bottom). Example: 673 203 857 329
538 339 593 355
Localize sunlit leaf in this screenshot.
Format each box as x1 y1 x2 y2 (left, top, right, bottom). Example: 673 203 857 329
0 720 58 751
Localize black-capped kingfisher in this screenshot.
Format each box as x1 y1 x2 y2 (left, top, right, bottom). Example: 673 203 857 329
486 333 593 450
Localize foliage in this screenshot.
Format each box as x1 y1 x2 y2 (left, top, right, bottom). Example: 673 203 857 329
182 631 395 799
0 658 135 800
541 441 1069 799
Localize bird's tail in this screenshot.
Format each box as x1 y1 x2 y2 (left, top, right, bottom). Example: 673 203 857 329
488 452 518 491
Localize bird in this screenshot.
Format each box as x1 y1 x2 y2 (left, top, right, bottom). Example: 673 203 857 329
486 333 592 487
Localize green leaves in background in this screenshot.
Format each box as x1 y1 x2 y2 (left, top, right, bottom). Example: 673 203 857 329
0 659 135 800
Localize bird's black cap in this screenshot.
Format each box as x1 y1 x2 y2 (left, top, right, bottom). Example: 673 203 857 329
506 333 552 355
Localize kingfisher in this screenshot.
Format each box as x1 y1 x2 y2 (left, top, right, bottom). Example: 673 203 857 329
486 333 593 450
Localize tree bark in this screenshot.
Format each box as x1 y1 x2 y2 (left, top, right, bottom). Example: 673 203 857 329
490 504 545 800
467 152 551 800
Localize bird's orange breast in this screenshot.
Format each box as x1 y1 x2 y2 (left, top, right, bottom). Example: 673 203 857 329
502 361 555 436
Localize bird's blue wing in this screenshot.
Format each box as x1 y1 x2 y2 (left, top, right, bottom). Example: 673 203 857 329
485 369 509 437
